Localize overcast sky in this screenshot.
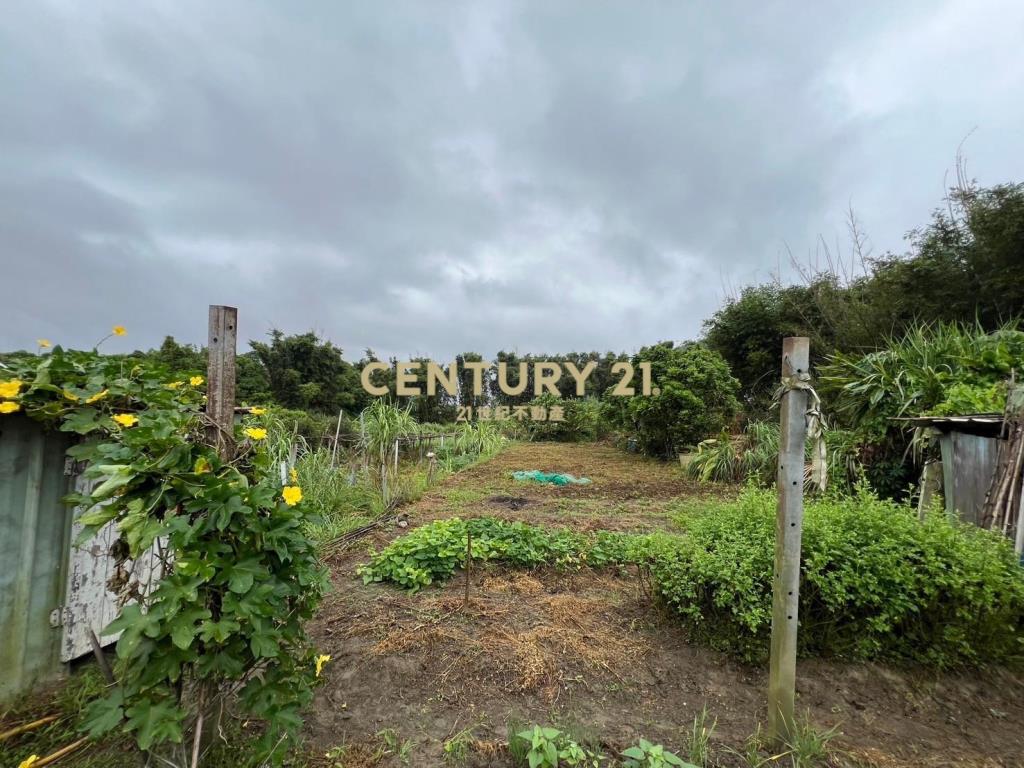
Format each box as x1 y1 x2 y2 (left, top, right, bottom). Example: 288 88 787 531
2 1 1023 361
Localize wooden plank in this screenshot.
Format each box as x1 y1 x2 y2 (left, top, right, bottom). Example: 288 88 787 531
1014 476 1024 555
205 305 238 461
768 336 809 746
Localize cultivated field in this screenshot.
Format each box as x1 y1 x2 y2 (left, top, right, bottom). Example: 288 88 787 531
305 443 1024 767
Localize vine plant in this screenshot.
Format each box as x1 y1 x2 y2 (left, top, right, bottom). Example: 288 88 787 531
1 341 328 765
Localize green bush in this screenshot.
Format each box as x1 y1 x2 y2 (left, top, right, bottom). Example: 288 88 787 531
604 342 740 457
527 394 604 442
659 488 1024 667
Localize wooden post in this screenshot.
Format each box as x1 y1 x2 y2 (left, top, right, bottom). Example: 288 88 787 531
206 306 237 462
768 336 809 746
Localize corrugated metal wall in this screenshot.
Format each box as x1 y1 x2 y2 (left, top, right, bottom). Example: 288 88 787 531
939 432 1000 526
0 414 75 701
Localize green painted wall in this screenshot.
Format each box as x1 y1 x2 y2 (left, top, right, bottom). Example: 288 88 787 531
0 414 75 702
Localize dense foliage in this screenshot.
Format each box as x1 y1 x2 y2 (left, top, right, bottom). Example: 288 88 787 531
603 342 740 457
819 323 1022 439
251 330 368 414
659 489 1024 667
704 182 1024 409
1 347 327 762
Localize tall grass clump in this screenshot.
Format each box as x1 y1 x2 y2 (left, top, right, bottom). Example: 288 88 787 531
686 422 860 491
819 321 1023 437
295 447 381 543
658 487 1024 667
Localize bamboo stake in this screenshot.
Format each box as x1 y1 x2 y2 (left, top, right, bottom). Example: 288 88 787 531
465 530 472 603
0 715 59 743
34 737 89 766
331 410 343 468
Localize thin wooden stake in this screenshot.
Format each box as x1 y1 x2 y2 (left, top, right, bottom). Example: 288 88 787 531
465 530 472 603
205 306 238 462
331 410 344 468
768 336 809 746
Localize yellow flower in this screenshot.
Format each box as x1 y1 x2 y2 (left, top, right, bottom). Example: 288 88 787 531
18 755 40 768
166 381 184 390
85 389 109 404
37 339 52 348
112 325 127 336
0 378 24 398
315 654 331 677
243 427 267 441
282 485 303 506
0 401 21 414
189 375 204 387
249 407 267 416
194 456 211 474
62 390 79 401
289 467 298 483
112 413 139 427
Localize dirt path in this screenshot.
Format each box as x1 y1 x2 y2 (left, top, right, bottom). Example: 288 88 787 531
305 443 1024 767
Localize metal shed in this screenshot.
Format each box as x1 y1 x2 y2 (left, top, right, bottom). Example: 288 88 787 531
905 414 1005 527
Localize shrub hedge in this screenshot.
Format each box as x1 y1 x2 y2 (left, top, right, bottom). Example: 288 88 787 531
659 488 1024 667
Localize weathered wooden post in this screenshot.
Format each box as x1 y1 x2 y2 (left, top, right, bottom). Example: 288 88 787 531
768 336 809 745
206 305 237 462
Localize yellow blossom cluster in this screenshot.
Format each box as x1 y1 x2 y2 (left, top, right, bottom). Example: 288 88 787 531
1 378 23 414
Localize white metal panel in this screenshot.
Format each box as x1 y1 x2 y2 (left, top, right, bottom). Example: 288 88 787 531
61 471 165 662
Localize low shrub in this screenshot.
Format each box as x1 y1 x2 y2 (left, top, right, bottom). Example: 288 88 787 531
660 487 1024 667
357 517 664 591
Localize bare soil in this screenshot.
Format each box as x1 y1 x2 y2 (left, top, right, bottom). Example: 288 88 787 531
305 443 1024 768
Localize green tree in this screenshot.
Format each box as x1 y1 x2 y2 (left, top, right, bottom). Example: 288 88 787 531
236 351 272 404
152 335 206 374
250 331 366 414
610 341 740 457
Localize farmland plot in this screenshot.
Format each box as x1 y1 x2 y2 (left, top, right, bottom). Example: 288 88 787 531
306 443 1024 767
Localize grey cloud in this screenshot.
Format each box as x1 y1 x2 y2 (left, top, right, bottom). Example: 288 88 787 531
2 0 1023 361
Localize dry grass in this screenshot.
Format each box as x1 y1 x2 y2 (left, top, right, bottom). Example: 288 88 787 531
343 570 646 702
